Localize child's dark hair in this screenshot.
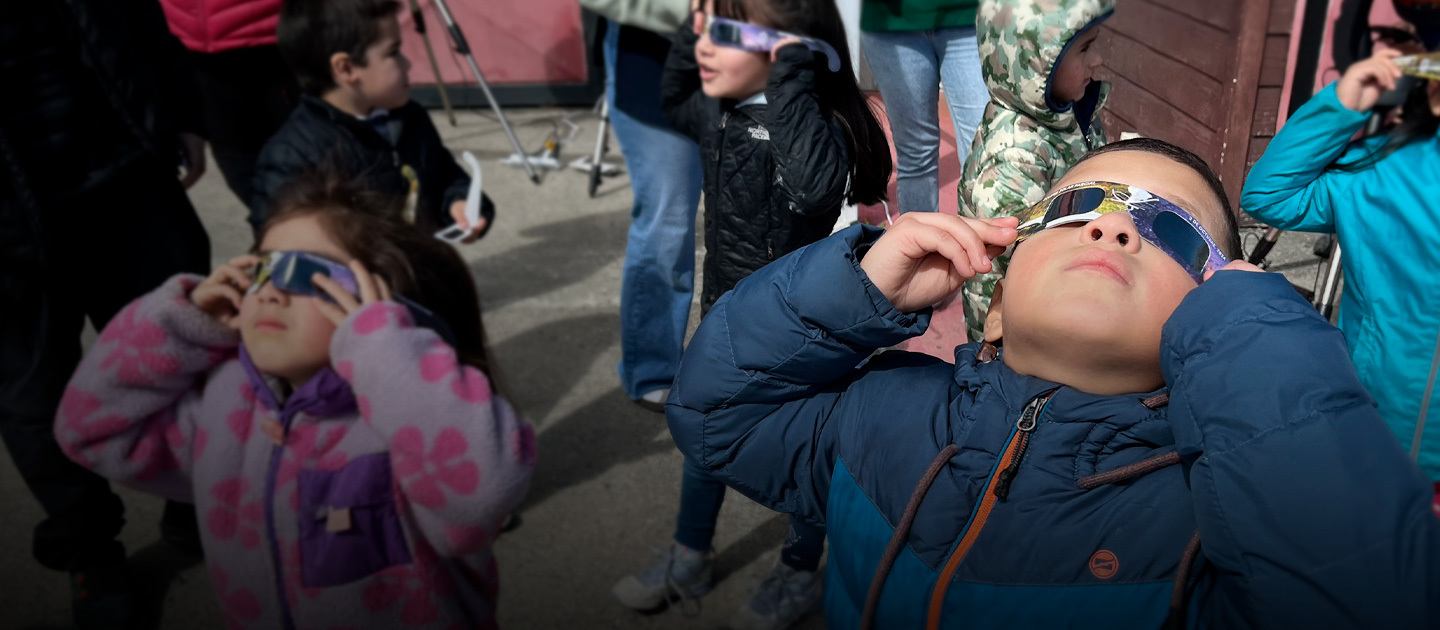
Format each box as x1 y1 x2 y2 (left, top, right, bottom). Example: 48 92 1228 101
1327 81 1439 173
278 0 402 96
713 0 892 205
1074 138 1243 259
259 172 496 380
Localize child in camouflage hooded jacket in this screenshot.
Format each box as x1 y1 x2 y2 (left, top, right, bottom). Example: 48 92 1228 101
957 0 1112 341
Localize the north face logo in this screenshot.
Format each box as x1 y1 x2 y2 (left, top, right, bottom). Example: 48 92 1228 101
747 125 770 141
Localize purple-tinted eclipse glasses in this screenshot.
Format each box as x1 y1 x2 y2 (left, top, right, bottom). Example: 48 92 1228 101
698 13 842 73
1012 181 1230 283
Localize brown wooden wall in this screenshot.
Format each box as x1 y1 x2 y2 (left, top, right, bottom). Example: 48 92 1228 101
1097 0 1299 214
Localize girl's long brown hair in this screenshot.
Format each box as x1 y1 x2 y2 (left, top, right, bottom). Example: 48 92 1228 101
713 0 892 206
259 172 497 381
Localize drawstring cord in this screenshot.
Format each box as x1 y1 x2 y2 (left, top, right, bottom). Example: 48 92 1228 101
860 445 960 630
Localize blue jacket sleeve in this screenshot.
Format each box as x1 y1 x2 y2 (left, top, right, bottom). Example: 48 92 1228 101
1162 270 1440 628
1239 83 1371 233
666 225 936 522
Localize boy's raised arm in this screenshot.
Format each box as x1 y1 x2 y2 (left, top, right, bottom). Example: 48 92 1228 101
667 226 933 521
1161 269 1440 627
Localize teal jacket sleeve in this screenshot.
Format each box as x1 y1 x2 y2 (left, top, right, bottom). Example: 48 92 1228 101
1239 83 1371 233
666 226 946 522
1162 270 1440 628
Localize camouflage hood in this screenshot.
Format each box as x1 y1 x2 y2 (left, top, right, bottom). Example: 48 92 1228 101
977 0 1114 126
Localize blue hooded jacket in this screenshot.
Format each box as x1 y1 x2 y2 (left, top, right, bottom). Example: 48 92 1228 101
667 226 1440 629
1241 83 1440 480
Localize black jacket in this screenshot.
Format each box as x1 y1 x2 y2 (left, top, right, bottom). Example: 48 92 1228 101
1 0 202 266
661 29 851 313
251 95 494 232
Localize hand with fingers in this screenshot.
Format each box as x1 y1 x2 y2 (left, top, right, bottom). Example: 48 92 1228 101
1337 48 1405 112
191 255 261 328
858 213 1019 313
448 200 489 244
310 260 395 326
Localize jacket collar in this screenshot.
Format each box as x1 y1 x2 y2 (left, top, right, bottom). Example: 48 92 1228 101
950 342 1173 451
238 345 358 420
298 94 400 144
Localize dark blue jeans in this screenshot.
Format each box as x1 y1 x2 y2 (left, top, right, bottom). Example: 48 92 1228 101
674 457 826 572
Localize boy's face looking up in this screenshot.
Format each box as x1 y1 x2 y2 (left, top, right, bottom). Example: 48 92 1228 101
331 14 411 113
1050 27 1102 105
987 150 1232 395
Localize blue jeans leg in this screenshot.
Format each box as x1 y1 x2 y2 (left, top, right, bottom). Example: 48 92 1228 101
934 27 987 168
862 30 941 214
605 24 704 400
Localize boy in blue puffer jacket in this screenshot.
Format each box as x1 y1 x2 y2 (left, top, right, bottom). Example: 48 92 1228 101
667 137 1440 628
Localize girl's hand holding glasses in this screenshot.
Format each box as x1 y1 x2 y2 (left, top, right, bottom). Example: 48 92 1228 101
311 261 394 326
191 254 260 328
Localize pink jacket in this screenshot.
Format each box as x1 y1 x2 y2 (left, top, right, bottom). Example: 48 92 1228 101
159 0 282 53
56 275 535 629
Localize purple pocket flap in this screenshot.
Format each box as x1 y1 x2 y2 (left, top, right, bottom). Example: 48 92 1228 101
297 453 412 588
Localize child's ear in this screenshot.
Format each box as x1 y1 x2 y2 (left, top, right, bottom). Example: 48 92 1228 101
330 52 357 87
983 280 1005 343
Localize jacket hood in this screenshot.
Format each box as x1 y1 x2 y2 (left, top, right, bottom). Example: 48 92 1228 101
977 0 1114 125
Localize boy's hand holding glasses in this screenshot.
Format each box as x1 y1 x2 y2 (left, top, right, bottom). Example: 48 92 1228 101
859 214 1018 313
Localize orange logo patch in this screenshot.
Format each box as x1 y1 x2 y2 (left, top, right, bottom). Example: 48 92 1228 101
1089 550 1119 580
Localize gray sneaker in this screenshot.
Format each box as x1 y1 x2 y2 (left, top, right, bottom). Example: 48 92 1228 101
729 561 822 630
611 542 713 613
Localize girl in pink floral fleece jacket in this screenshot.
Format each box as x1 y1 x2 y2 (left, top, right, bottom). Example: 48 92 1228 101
54 179 535 630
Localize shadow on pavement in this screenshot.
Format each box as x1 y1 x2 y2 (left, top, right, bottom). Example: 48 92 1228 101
474 210 629 310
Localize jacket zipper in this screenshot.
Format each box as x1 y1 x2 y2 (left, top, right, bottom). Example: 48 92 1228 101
925 391 1055 630
264 406 301 630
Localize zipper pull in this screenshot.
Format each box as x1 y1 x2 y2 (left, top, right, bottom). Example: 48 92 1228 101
993 393 1051 501
720 112 730 129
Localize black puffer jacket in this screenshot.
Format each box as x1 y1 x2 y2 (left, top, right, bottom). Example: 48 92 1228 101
251 95 493 232
0 0 201 268
661 29 851 313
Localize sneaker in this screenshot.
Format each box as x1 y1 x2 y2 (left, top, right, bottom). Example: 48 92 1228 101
71 562 135 630
729 560 822 630
635 388 670 413
611 542 713 613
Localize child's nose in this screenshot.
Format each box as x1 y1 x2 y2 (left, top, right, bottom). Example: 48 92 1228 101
255 281 288 304
1080 213 1143 253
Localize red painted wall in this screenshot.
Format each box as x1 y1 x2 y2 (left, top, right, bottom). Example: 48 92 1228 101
399 0 589 86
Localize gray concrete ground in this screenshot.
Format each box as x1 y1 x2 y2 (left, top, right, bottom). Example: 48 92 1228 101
0 106 1326 630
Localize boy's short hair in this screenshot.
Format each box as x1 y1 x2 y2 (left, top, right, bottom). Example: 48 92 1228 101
1073 138 1244 260
278 0 402 96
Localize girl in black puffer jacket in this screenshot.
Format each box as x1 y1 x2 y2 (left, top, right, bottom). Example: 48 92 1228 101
608 0 892 626
661 0 892 312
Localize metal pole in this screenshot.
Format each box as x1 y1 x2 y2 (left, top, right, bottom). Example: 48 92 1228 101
1315 245 1342 320
428 0 540 183
407 0 457 126
589 97 609 197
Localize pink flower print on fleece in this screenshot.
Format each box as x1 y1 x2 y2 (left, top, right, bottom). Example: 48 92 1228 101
226 382 261 444
97 301 181 386
125 408 185 482
57 387 130 468
352 303 413 336
392 427 479 510
418 342 492 404
274 424 350 510
206 477 263 549
362 537 450 626
210 565 263 630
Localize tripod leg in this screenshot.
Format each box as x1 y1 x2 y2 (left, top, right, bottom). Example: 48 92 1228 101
1315 245 1343 319
407 0 458 127
590 98 608 198
1246 226 1283 266
428 0 539 183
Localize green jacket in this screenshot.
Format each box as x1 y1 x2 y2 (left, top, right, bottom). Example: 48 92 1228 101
957 0 1112 340
577 0 689 33
861 0 980 32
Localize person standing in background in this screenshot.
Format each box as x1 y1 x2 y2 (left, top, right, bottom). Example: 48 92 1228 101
0 1 212 627
580 0 705 411
860 0 988 214
158 0 300 228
